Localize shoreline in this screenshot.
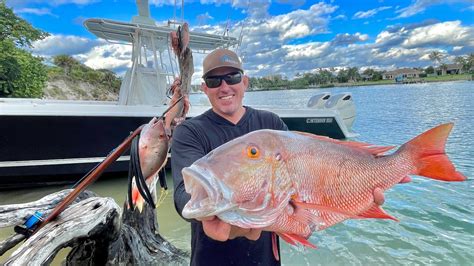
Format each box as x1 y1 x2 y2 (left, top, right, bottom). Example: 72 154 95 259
248 74 473 92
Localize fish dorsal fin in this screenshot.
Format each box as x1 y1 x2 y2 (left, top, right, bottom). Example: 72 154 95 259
277 232 317 249
358 204 399 221
293 131 395 156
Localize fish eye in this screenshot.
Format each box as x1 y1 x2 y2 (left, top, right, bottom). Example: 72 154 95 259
246 146 260 159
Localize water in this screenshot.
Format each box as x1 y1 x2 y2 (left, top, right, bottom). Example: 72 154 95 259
1 81 473 265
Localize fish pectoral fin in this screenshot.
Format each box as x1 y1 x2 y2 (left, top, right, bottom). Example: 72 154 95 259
291 200 360 219
399 176 412 183
293 207 324 229
277 232 317 249
358 204 399 221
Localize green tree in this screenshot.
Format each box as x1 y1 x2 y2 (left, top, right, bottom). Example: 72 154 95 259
319 70 334 84
0 0 48 47
454 55 473 73
0 40 20 95
53 55 80 76
362 68 383 81
428 51 443 66
0 1 49 97
468 53 474 73
347 67 360 82
9 47 47 98
425 66 435 74
336 69 349 83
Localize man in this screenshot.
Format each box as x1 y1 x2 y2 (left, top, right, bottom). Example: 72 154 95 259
171 48 287 265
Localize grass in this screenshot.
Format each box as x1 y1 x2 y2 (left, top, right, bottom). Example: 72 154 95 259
423 73 473 82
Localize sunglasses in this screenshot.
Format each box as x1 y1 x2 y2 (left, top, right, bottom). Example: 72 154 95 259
204 72 242 88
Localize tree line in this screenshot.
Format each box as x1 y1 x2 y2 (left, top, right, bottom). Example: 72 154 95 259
249 53 474 90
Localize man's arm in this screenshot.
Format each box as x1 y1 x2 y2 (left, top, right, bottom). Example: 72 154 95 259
273 113 288 131
171 124 206 220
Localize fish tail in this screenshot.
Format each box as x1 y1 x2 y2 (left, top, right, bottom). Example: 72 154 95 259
131 183 145 212
401 123 466 181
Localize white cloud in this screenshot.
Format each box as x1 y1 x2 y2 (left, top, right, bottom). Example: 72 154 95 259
15 7 56 16
281 23 310 39
78 44 132 71
31 34 100 56
402 21 474 48
353 6 391 19
8 0 99 7
196 12 214 25
284 42 331 60
331 33 369 46
395 0 472 18
241 2 337 42
333 14 347 20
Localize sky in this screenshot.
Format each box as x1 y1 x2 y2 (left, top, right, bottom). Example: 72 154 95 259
6 0 474 81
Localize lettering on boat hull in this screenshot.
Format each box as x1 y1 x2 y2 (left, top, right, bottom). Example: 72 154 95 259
306 117 333 124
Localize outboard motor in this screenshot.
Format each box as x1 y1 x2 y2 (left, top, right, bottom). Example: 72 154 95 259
307 92 331 108
325 93 356 130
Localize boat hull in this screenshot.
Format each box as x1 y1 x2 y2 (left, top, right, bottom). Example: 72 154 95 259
0 103 355 188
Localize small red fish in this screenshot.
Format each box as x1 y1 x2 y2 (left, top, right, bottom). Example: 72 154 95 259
181 123 466 259
130 118 169 212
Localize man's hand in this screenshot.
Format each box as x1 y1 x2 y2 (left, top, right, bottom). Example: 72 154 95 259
200 216 262 242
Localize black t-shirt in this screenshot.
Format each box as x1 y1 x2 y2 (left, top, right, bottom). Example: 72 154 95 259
171 106 288 266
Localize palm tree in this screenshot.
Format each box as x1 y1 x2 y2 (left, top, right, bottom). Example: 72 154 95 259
467 53 474 73
53 55 78 76
428 51 444 75
454 56 468 73
428 51 443 66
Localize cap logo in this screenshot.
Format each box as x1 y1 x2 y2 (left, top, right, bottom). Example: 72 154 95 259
220 54 239 65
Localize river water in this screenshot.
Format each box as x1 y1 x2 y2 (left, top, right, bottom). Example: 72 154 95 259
1 81 473 265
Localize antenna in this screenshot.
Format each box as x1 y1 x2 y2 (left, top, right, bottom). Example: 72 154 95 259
173 0 177 21
181 0 184 22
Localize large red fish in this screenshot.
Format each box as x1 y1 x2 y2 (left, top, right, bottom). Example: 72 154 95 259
181 123 466 259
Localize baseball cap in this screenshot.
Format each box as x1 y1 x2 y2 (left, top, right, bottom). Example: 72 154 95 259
202 48 244 78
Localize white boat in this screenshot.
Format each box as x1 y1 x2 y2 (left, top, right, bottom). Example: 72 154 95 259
0 0 356 188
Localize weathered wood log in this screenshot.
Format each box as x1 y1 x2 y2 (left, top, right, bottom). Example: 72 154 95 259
0 233 25 256
66 201 189 265
0 189 97 257
109 202 188 265
3 196 120 265
0 189 189 265
0 189 96 228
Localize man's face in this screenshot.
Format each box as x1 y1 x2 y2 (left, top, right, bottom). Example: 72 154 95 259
202 67 248 121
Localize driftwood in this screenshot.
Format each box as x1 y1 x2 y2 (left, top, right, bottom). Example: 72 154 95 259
0 189 188 265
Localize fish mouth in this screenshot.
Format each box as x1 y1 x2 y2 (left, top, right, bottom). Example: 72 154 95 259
182 165 236 219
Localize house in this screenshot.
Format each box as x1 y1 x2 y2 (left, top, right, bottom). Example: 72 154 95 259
437 64 463 75
382 68 422 80
360 74 372 81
